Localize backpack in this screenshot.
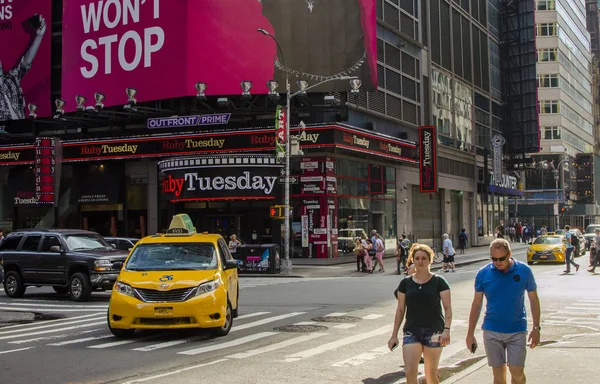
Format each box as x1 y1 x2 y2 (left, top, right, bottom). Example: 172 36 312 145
459 232 466 241
570 233 579 247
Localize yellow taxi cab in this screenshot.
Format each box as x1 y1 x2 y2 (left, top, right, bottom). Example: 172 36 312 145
107 214 239 338
526 235 567 265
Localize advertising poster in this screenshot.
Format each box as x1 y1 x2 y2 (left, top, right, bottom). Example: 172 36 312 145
0 0 52 121
61 0 377 110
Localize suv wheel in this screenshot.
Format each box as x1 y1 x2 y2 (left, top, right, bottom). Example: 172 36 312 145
209 300 233 337
53 286 69 295
69 272 92 302
3 271 26 298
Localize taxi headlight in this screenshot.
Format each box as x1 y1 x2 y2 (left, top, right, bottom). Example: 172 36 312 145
196 280 221 296
114 281 135 297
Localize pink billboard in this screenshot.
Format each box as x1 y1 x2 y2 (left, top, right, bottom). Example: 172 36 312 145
61 0 377 111
0 1 52 121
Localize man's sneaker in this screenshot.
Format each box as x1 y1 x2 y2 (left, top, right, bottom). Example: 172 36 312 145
575 264 580 272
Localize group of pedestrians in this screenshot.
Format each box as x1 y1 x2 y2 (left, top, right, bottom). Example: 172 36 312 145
354 230 386 274
388 239 541 384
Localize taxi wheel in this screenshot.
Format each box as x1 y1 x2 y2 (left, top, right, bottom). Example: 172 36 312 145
210 300 233 337
107 312 135 338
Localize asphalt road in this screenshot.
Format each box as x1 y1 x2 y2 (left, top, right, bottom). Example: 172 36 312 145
0 249 597 384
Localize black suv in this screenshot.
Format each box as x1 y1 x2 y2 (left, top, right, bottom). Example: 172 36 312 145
1 229 128 301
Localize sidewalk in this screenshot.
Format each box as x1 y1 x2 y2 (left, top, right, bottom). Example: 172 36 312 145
442 333 600 384
278 242 531 278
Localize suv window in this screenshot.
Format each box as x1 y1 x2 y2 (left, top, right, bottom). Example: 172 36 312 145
41 236 62 252
0 235 23 251
22 235 42 252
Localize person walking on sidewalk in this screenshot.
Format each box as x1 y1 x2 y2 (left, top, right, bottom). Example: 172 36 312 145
458 229 467 254
442 234 456 273
374 233 386 273
563 225 580 274
389 244 452 384
465 238 541 384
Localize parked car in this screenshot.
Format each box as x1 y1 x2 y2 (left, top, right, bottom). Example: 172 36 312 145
1 229 128 301
104 237 140 252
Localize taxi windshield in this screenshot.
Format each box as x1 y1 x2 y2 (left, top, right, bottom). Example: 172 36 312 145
125 243 218 271
533 236 562 245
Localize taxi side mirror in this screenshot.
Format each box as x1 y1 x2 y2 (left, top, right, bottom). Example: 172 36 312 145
224 260 239 270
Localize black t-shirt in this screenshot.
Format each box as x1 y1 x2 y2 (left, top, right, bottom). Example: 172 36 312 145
396 274 450 332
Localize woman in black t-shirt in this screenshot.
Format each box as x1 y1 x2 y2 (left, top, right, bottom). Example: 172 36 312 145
388 244 453 384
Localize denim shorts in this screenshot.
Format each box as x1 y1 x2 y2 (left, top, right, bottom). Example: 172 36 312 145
403 327 443 348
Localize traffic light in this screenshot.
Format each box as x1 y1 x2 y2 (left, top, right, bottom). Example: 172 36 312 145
269 205 292 219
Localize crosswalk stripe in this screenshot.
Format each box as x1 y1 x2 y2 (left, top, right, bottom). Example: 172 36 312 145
177 331 278 356
0 347 34 355
0 314 103 336
9 328 102 344
325 312 347 317
294 321 317 326
333 324 357 329
226 333 328 359
130 312 302 352
0 320 105 340
0 306 106 313
88 334 164 349
48 334 114 346
362 314 384 320
332 345 389 367
284 324 393 362
122 359 228 384
5 302 108 309
235 312 271 320
0 313 100 330
563 307 600 312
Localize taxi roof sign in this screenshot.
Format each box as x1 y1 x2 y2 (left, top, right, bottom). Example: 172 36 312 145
165 214 197 236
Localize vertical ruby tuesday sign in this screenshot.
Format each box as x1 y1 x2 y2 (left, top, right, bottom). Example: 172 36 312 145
419 126 437 193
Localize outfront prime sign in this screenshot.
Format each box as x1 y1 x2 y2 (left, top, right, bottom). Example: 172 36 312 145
419 126 437 193
147 114 231 129
61 0 377 111
158 155 282 202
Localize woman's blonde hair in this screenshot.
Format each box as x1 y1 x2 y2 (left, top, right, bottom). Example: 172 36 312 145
406 243 435 265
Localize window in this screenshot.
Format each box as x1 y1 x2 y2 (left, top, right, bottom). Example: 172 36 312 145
538 48 558 62
0 235 23 251
41 236 61 252
536 23 557 36
542 126 561 140
537 74 559 87
539 100 559 113
21 236 42 252
125 243 218 271
536 0 556 10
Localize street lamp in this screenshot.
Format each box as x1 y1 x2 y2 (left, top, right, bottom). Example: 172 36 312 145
555 159 569 229
257 28 361 274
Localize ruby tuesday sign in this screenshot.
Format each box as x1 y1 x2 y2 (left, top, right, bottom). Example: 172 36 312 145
419 126 437 192
159 155 281 201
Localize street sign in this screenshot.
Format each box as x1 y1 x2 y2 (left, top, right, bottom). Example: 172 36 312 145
279 176 298 184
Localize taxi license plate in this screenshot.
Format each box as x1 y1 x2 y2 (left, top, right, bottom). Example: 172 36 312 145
540 255 548 259
154 307 174 317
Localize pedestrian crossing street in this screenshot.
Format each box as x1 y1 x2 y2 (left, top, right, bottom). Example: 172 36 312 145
0 277 347 313
541 298 600 331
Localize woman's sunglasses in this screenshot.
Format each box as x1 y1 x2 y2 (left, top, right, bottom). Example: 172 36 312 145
490 254 509 262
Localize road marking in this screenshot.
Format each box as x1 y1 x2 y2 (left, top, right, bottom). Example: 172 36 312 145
5 302 108 309
230 312 305 332
362 314 384 320
122 359 228 384
0 347 34 355
178 332 278 356
0 313 100 330
88 334 164 349
0 321 105 340
0 318 106 340
284 324 392 362
332 345 390 367
563 307 600 312
325 312 347 317
9 328 102 344
0 306 106 313
235 312 271 320
227 333 328 359
333 324 357 329
294 321 317 326
48 334 114 346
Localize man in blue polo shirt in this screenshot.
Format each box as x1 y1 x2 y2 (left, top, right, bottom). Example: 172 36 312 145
466 238 541 384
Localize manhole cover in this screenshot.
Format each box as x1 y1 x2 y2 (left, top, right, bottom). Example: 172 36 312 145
274 325 329 333
311 316 362 323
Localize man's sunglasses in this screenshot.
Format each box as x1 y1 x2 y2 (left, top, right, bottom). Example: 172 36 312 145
490 254 509 262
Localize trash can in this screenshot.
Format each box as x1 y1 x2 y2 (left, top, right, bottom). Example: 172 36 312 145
235 244 280 274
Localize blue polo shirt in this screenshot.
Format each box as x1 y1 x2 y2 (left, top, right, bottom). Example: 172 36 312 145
475 259 537 333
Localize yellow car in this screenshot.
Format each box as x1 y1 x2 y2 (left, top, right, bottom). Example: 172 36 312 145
527 235 567 265
107 214 239 338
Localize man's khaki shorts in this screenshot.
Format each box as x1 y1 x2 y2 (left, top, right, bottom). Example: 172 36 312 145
483 330 527 367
